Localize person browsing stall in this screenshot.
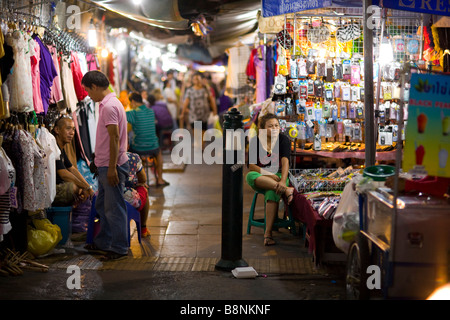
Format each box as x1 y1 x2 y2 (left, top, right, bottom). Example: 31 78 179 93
127 92 169 187
246 113 295 246
81 70 130 261
52 114 94 207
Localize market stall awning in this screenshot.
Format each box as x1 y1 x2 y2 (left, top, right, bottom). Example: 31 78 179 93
89 0 260 63
89 0 190 30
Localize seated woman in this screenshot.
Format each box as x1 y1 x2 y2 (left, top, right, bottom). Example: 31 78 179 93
124 152 151 237
246 113 295 246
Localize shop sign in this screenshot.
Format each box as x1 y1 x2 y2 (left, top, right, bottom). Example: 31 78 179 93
262 0 332 17
307 25 331 44
373 0 450 17
258 15 285 34
403 73 450 178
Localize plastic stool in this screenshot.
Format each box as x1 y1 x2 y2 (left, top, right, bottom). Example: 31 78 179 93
86 196 142 246
247 191 297 236
160 129 173 151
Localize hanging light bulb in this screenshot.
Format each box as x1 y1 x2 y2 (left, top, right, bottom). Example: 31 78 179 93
101 48 109 58
88 20 97 47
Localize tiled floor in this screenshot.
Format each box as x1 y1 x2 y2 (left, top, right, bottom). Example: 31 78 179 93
42 154 341 276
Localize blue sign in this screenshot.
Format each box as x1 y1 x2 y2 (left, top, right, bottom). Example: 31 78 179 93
373 0 450 16
262 0 332 17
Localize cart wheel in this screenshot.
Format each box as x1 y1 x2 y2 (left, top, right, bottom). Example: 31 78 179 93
345 235 370 300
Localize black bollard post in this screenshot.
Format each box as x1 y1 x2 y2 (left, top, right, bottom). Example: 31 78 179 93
215 108 248 271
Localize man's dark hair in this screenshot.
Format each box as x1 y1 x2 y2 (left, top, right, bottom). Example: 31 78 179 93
147 94 156 106
81 70 110 89
129 92 143 104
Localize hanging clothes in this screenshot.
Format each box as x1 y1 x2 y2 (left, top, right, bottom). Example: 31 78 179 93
86 98 97 152
60 55 79 112
225 44 251 98
6 30 34 113
3 128 24 214
266 44 275 99
86 53 99 71
76 100 93 160
18 129 47 211
0 35 14 119
0 144 15 238
30 38 44 114
0 26 5 118
36 126 60 208
33 35 58 114
70 52 88 102
47 45 63 105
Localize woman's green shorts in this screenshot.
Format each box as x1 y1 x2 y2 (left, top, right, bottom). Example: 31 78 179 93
245 171 289 203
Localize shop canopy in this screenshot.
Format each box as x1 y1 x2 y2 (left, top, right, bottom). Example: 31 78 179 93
89 0 260 63
262 0 450 17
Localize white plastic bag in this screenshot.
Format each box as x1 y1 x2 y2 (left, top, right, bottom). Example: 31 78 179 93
332 177 360 254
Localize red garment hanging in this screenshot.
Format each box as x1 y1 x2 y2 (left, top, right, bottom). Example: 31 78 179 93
71 52 88 101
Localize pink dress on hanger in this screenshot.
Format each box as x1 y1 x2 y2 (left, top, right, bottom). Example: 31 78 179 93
48 45 63 105
31 39 44 114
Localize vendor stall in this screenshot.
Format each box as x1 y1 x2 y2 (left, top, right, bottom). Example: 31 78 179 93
261 2 450 299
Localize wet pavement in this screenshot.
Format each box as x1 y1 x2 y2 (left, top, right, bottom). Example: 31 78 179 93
0 153 347 304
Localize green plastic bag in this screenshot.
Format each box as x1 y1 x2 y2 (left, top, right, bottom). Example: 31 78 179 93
27 219 62 257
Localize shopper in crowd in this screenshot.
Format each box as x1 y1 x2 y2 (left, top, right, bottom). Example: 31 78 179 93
127 92 169 187
150 88 175 140
202 72 219 105
140 89 150 108
180 72 218 132
218 78 234 127
81 70 130 261
246 113 295 246
124 152 151 237
119 90 131 111
163 79 179 128
51 114 95 207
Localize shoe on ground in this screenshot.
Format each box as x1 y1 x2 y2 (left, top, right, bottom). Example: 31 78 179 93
84 243 108 255
101 251 128 261
141 227 150 237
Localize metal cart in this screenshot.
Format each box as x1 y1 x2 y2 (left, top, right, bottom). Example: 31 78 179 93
346 188 450 300
346 64 450 300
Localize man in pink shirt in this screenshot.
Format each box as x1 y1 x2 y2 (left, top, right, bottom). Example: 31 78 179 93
81 70 129 261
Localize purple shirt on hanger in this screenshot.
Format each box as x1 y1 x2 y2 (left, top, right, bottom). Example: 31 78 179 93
33 36 58 114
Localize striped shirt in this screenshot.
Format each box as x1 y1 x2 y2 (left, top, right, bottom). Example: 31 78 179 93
126 104 159 151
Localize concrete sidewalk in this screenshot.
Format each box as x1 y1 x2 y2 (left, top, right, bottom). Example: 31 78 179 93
0 157 347 300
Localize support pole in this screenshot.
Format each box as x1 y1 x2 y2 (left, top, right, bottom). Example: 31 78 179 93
215 108 248 271
363 0 376 167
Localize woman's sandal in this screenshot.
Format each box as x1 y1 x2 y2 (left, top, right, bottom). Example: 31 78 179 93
264 237 276 246
157 180 170 187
